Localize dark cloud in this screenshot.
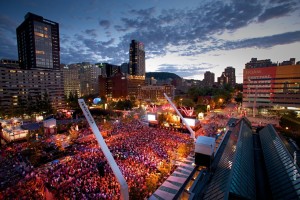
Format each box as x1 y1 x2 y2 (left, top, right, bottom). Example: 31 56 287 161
114 1 264 59
105 31 111 37
114 25 129 32
85 29 98 37
99 20 110 29
2 0 300 66
258 2 298 22
129 7 156 17
100 38 115 46
62 0 299 65
223 31 300 49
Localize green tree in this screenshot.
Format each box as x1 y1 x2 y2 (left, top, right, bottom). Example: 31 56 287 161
235 92 243 104
182 98 195 107
42 92 54 115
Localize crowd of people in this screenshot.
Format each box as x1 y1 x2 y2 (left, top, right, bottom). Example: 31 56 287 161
195 113 229 138
0 119 191 199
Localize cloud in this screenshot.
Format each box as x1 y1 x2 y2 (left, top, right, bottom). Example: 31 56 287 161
60 0 300 65
99 20 110 29
157 63 214 77
258 2 298 22
3 0 300 67
222 30 300 49
61 34 71 44
0 32 17 59
0 14 18 33
129 7 156 17
0 15 18 59
85 29 98 37
114 1 264 59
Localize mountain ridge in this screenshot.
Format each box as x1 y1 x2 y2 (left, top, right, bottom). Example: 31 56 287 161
145 72 182 80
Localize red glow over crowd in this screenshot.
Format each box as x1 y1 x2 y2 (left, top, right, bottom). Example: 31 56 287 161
0 120 191 199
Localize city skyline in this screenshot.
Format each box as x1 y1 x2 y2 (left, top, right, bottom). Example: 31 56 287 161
0 0 300 83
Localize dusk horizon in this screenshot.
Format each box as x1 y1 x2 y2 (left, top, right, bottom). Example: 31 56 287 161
1 0 300 83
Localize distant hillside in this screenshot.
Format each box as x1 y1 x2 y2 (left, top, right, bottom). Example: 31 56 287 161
146 72 182 80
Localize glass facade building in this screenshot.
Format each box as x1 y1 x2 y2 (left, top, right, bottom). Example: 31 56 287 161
17 12 60 70
129 40 145 76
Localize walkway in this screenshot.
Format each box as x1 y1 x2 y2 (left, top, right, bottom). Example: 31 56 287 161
149 155 195 200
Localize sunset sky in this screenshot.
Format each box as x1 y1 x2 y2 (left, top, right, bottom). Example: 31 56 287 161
1 0 300 82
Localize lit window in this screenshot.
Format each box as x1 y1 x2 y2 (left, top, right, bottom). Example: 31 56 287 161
34 32 44 37
36 50 45 54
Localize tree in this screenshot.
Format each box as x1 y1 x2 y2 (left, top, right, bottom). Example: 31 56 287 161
42 92 54 115
67 91 80 109
235 92 243 104
182 98 195 107
26 95 35 118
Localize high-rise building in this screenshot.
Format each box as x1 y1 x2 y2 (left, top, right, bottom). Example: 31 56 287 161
217 72 228 86
245 58 276 69
79 63 102 96
0 62 65 114
138 85 175 102
243 58 300 115
129 40 145 76
98 41 146 100
99 73 145 100
0 13 65 115
63 63 102 97
63 64 80 98
224 66 236 86
217 67 236 87
16 12 60 70
96 63 120 77
203 71 215 87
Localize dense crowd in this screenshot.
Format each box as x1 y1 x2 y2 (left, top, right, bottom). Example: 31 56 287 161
0 119 191 199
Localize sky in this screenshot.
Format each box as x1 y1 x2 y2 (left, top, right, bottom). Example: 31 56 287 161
0 0 300 83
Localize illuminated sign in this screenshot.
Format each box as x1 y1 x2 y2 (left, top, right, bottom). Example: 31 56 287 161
147 114 156 121
183 118 196 127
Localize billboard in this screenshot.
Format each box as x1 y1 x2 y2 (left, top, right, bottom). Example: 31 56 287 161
183 118 196 127
243 65 300 107
243 66 277 104
147 114 156 121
